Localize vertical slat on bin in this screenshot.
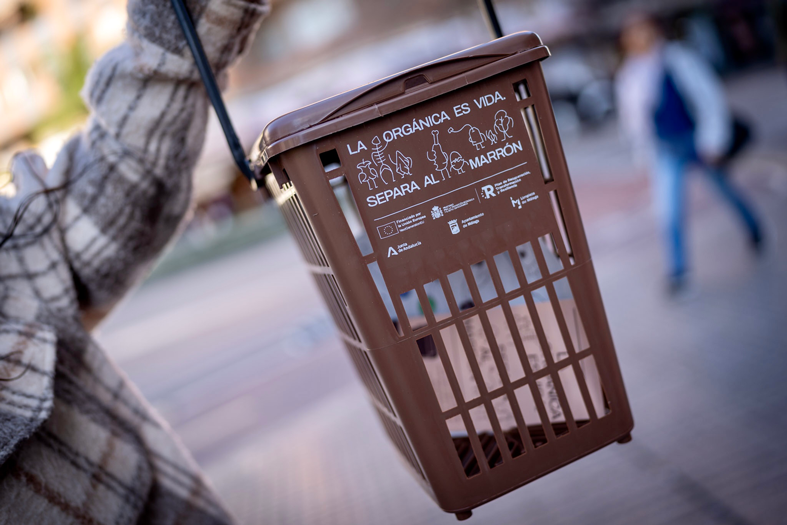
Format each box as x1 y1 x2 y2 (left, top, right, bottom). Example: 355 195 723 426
484 255 539 453
462 266 516 463
529 235 581 432
429 328 483 478
568 263 633 426
544 277 599 424
524 63 591 264
444 281 493 476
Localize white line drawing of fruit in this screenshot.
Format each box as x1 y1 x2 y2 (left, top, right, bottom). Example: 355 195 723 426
389 150 413 178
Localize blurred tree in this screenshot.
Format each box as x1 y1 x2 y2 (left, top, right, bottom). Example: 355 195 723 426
0 2 37 32
30 35 92 142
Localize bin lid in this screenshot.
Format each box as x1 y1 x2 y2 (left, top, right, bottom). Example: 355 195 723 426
251 31 548 171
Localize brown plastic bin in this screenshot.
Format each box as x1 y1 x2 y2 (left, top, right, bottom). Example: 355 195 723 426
251 32 633 520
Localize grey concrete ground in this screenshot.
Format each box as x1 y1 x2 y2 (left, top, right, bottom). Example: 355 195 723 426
96 68 787 524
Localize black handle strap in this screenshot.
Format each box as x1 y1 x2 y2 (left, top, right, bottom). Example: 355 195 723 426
478 0 504 39
170 0 260 190
171 0 502 191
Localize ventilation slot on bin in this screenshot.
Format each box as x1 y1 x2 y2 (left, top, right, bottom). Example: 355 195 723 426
520 103 553 183
330 174 374 257
319 149 341 172
345 343 395 416
447 414 480 478
549 190 574 262
513 79 531 101
291 193 330 266
270 180 330 268
313 273 361 342
375 406 426 481
448 405 526 478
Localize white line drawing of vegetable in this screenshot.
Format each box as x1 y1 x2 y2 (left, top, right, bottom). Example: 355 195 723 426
494 110 515 139
388 150 413 178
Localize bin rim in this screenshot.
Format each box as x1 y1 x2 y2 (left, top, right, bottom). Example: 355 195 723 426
250 31 548 173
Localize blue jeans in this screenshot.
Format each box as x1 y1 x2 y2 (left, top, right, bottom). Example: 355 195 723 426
652 138 761 279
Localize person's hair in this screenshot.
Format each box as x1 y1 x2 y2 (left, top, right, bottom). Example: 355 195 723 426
621 9 665 35
0 154 99 250
0 174 61 250
0 351 31 382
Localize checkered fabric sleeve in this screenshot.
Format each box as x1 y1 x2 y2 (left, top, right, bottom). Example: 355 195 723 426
57 0 269 312
0 0 268 523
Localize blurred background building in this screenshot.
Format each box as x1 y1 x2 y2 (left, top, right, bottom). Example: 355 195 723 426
1 0 777 243
2 0 786 523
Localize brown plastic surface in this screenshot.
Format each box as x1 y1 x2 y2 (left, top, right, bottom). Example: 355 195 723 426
254 31 634 516
251 32 546 170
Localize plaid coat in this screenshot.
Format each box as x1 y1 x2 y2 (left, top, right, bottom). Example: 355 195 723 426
0 0 268 522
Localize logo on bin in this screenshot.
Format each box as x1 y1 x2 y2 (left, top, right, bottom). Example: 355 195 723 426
448 219 460 235
481 184 496 199
377 221 399 239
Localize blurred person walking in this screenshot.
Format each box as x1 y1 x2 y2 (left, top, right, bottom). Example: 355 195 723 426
615 13 763 294
0 0 268 523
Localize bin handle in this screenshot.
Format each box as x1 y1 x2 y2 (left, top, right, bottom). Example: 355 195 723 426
170 0 261 190
170 0 504 187
478 0 504 39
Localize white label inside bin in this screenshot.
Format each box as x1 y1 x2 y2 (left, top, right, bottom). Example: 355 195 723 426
419 301 606 434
